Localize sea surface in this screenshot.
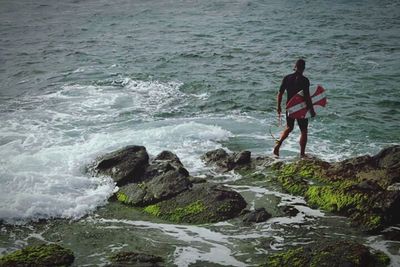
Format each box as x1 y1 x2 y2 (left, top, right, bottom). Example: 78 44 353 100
1 0 399 265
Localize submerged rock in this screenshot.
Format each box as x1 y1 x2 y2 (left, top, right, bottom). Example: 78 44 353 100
0 244 74 267
242 208 271 223
108 251 163 267
265 240 390 267
142 183 247 224
93 145 149 186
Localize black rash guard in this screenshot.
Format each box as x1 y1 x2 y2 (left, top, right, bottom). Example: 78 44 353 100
279 72 311 105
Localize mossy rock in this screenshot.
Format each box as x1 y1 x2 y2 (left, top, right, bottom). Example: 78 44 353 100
265 240 390 267
142 183 247 224
0 244 74 267
108 251 163 267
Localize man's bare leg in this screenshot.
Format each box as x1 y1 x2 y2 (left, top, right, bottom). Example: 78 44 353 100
300 129 308 157
273 126 293 157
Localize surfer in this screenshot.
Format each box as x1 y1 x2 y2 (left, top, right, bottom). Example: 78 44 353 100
273 59 316 158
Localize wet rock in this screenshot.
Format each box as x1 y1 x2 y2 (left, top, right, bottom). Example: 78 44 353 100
271 145 400 233
382 227 400 241
142 183 247 224
243 208 271 223
189 176 207 184
265 240 390 267
117 160 192 206
154 150 184 168
93 146 149 186
202 148 252 171
233 151 251 165
108 251 163 267
0 244 74 266
281 205 300 217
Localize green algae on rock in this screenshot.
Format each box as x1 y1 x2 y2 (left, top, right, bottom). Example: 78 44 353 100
143 183 247 224
0 244 74 267
270 146 400 233
265 240 390 267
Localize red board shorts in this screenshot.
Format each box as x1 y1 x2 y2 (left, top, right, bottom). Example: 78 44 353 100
286 111 308 131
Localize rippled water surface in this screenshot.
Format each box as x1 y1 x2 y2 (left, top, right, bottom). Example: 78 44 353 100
1 0 399 265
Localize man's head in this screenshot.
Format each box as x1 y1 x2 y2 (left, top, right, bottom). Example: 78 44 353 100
294 59 306 73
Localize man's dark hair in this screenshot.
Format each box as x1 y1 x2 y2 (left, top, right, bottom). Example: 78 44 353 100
295 59 306 71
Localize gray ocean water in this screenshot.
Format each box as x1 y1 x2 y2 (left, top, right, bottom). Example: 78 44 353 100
1 0 400 265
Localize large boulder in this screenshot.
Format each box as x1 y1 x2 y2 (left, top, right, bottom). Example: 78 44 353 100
142 183 247 224
0 244 74 267
115 150 192 206
116 161 192 206
271 145 400 233
93 146 149 186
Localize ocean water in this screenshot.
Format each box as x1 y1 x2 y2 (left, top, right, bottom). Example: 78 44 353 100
1 0 400 265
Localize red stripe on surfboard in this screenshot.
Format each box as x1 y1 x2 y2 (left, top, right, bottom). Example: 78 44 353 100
286 85 327 119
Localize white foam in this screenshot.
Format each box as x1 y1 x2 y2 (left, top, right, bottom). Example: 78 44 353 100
0 79 234 222
93 218 247 267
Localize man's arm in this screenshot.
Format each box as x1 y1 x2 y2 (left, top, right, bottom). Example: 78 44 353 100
277 77 286 115
277 91 284 115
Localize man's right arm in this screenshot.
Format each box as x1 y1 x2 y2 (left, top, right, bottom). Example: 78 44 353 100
277 77 286 114
277 91 284 115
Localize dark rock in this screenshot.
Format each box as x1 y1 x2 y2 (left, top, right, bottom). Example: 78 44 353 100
0 244 74 266
202 149 252 171
189 176 207 184
383 227 400 241
326 155 375 179
202 148 229 163
242 208 271 223
142 183 247 224
117 164 192 206
108 251 163 267
154 150 184 167
281 205 300 217
94 146 149 186
266 240 389 267
233 151 251 165
351 180 383 192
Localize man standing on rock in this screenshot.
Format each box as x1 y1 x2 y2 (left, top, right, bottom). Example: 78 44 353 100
273 59 315 158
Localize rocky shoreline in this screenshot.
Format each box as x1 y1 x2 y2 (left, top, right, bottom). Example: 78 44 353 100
1 145 399 266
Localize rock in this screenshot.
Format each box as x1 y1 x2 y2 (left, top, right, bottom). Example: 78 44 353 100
189 176 207 184
271 145 400 233
325 155 375 179
107 251 163 267
154 150 183 167
201 148 229 163
142 183 247 224
387 183 400 191
265 240 390 267
94 146 149 186
373 145 400 170
117 173 191 206
202 149 252 171
233 151 251 165
0 244 74 267
242 208 271 223
382 227 400 241
117 161 192 206
281 205 300 217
